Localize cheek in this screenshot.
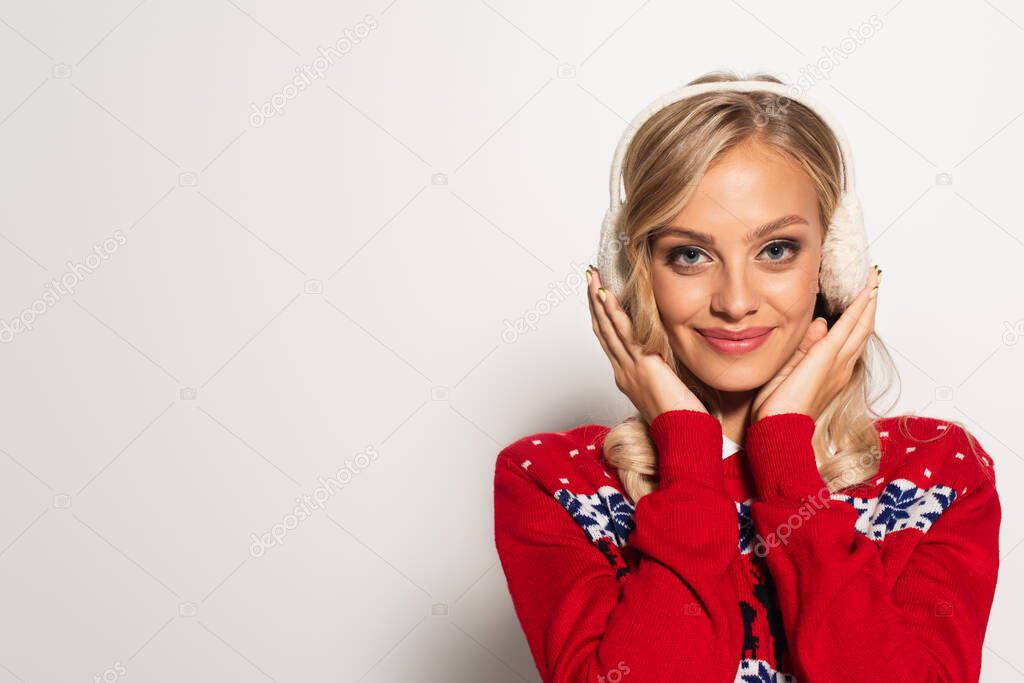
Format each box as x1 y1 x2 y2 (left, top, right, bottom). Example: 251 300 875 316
760 270 819 315
652 276 706 323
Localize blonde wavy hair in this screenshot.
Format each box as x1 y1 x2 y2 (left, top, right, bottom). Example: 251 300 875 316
599 70 970 503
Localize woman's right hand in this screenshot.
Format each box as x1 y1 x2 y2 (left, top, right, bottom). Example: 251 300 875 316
585 265 708 424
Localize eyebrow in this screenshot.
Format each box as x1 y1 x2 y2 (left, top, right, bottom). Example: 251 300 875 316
656 214 809 246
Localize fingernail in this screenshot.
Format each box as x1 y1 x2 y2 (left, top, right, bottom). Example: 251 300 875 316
585 267 592 283
597 287 607 302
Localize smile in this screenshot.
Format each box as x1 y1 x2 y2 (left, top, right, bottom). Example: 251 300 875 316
696 327 775 355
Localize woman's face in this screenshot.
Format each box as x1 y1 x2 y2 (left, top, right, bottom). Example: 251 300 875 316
649 140 825 393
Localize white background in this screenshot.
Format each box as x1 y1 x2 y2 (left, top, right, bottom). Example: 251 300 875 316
0 1 1022 681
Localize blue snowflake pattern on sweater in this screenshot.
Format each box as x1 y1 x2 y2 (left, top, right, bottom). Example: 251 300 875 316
829 478 957 541
553 485 636 547
735 657 797 682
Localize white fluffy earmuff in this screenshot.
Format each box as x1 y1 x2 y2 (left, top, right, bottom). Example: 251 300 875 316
596 80 870 317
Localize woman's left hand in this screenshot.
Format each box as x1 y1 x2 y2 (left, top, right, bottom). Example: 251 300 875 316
752 265 880 424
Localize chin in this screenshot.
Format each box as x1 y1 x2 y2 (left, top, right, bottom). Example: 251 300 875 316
690 363 772 393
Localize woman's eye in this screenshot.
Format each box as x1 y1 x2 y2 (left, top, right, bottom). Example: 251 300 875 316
759 240 801 263
668 247 710 269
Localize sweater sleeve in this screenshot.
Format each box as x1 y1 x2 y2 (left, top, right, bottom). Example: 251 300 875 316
744 413 1001 683
493 410 744 682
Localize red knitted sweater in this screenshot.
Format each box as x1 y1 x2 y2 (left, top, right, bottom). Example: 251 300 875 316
493 410 1001 682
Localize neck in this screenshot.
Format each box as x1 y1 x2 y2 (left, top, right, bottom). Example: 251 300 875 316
715 391 756 448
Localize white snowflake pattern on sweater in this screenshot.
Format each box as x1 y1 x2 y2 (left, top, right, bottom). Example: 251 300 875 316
735 657 798 682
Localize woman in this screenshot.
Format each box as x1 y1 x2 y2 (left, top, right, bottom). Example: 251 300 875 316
493 71 1001 683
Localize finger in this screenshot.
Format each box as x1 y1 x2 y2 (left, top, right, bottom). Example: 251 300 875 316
838 269 879 361
777 316 828 379
585 266 600 334
588 268 631 368
756 316 832 417
819 266 877 356
586 266 624 373
596 277 638 355
798 316 829 353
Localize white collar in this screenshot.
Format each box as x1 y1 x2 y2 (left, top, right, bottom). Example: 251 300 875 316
723 433 742 460
720 432 833 463
720 433 834 461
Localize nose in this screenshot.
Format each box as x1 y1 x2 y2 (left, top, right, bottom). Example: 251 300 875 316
709 265 759 320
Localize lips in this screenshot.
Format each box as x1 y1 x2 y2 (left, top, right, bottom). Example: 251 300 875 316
696 326 775 355
697 326 774 341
